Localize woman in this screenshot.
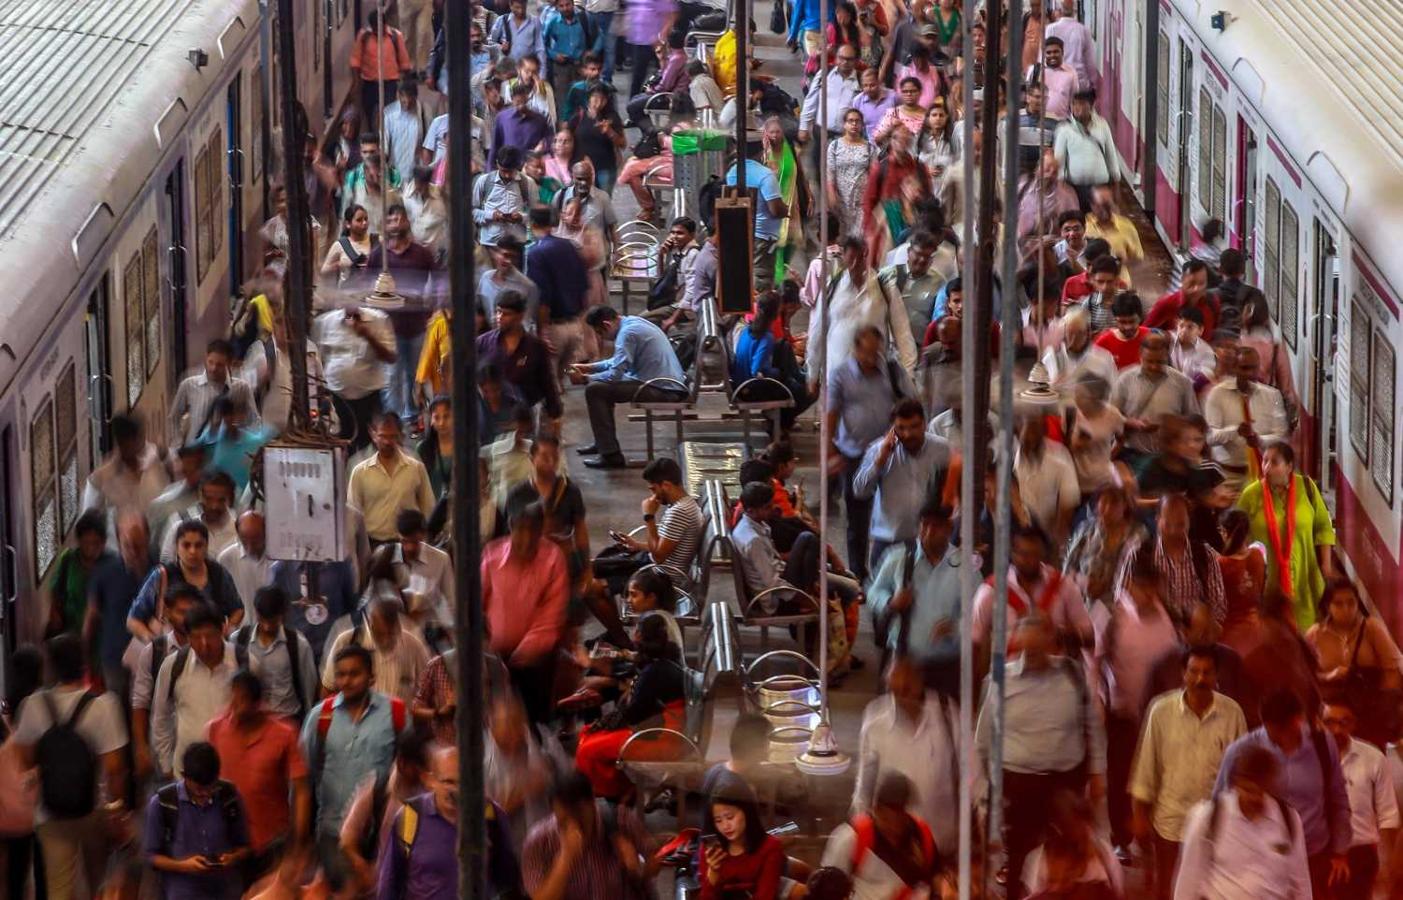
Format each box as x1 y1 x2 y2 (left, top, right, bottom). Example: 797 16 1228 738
914 99 958 187
701 780 788 900
319 203 377 286
732 292 813 431
931 0 962 59
1237 287 1300 427
1217 508 1266 654
572 613 687 800
896 44 947 108
545 125 575 187
570 85 627 192
808 2 861 79
762 116 809 284
416 396 454 500
861 123 932 266
1063 485 1146 614
1306 580 1402 747
1151 492 1226 627
874 78 928 144
827 109 876 238
1236 440 1335 631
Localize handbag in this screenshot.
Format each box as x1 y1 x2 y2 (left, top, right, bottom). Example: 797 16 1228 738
769 0 787 34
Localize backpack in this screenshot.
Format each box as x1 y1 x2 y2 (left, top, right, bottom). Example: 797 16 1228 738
361 769 393 861
233 624 310 718
312 693 407 774
154 779 243 854
35 691 100 820
849 812 937 899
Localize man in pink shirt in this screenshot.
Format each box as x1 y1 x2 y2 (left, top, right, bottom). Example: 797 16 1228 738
1028 37 1080 120
1046 0 1097 92
481 501 569 723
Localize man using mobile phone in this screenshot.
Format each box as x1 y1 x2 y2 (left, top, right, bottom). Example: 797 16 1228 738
145 741 252 899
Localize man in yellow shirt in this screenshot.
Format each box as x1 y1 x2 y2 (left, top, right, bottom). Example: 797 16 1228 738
1084 185 1141 288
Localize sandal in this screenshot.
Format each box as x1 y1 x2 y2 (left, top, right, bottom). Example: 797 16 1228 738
556 687 605 712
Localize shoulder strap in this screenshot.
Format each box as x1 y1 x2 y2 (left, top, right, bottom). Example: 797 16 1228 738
69 690 98 727
850 814 876 871
1311 727 1338 837
168 647 191 702
398 799 421 852
157 783 181 852
902 545 917 591
390 696 407 734
150 633 168 686
285 625 307 716
234 638 249 671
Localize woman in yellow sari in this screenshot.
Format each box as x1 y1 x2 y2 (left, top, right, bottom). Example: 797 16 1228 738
760 116 810 284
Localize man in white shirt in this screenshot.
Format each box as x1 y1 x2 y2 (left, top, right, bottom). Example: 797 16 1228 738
148 444 207 538
313 304 398 454
1173 744 1311 900
159 471 240 564
1013 415 1081 547
1322 698 1400 900
81 413 171 518
1045 0 1097 91
168 338 259 447
971 526 1095 663
1203 345 1289 494
394 509 454 633
1170 306 1219 389
1042 308 1119 393
218 510 273 624
382 78 432 181
807 237 918 390
151 602 237 778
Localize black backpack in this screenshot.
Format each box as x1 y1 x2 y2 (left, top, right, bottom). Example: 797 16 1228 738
36 691 100 820
154 779 244 854
233 623 310 718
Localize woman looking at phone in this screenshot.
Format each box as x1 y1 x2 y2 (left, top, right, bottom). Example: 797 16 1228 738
701 781 793 900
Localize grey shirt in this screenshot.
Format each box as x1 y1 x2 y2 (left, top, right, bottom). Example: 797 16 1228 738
730 514 788 612
853 434 952 543
867 544 964 663
828 357 914 459
684 240 719 311
976 655 1107 776
471 171 539 247
241 626 320 719
1110 365 1200 455
478 267 541 327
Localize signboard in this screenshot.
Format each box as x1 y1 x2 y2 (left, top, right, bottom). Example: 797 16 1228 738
264 445 347 562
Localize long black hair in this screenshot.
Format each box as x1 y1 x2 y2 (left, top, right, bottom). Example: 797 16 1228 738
749 290 781 338
635 611 682 664
705 777 769 854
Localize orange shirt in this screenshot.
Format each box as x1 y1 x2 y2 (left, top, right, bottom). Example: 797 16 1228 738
207 711 308 851
350 28 413 82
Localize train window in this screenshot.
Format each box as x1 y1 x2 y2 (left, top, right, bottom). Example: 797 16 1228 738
194 147 211 285
1156 34 1170 148
123 251 145 408
1371 331 1395 505
1196 87 1212 215
142 228 161 377
1349 299 1371 467
30 399 56 579
1210 107 1227 226
1279 201 1299 351
56 364 78 536
1264 179 1281 320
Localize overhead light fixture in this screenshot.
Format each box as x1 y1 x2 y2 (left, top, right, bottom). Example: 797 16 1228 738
1018 360 1060 407
363 271 405 311
795 719 851 776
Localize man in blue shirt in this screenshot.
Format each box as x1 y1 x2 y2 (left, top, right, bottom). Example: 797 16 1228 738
853 397 952 574
87 510 155 692
542 0 589 112
724 142 789 292
145 741 251 900
569 306 687 469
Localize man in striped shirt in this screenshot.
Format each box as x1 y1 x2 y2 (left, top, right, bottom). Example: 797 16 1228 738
168 338 258 447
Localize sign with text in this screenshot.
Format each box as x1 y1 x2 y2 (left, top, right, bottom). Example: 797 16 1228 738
265 445 347 562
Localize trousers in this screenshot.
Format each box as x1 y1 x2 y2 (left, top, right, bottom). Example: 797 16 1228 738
36 814 108 900
840 455 875 582
584 379 687 456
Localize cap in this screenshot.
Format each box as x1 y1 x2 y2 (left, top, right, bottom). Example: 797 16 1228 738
919 23 940 37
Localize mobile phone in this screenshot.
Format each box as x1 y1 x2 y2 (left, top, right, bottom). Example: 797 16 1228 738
610 530 627 543
702 835 721 851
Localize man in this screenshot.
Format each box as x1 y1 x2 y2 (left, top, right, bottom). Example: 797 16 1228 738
1046 0 1097 91
1144 601 1249 721
198 395 270 494
1054 209 1090 270
1110 332 1200 457
340 732 432 892
366 205 440 425
593 457 703 592
562 53 613 122
207 671 312 879
971 525 1094 662
321 596 431 706
808 237 919 389
827 326 916 581
852 66 897 138
348 412 435 545
977 614 1105 900
725 141 789 292
625 32 690 126
1169 306 1219 389
12 634 128 900
1093 291 1151 370
570 306 687 470
508 53 559 125
1213 248 1249 335
81 413 170 517
314 302 397 454
218 510 271 624
152 602 237 778
1041 307 1119 391
1014 82 1061 170
340 132 403 226
526 206 591 367
477 238 539 326
476 292 564 425
1086 186 1144 276
1054 89 1124 209
1175 745 1311 899
1204 345 1289 493
552 161 620 257
85 511 153 693
131 587 199 782
148 444 207 537
377 746 521 899
235 586 319 721
521 771 655 900
302 645 412 895
1321 697 1400 900
474 144 540 246
1013 415 1080 546
489 0 544 63
350 10 412 123
382 77 431 183
1131 644 1248 900
481 503 569 723
1214 689 1352 897
798 46 861 159
683 225 720 314
144 741 251 900
169 339 258 447
880 230 947 348
1147 259 1218 337
867 503 963 688
1068 252 1123 333
853 398 952 572
1029 35 1079 120
686 59 722 119
541 0 589 110
157 471 239 564
821 773 943 899
852 655 962 854
43 511 107 639
642 216 701 332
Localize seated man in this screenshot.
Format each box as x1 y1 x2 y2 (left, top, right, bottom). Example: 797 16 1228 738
590 457 704 596
731 481 862 619
624 31 692 126
569 306 688 470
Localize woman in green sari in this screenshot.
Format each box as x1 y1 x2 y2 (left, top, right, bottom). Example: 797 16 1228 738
761 116 811 284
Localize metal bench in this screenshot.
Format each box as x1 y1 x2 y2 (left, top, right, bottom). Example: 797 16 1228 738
702 297 796 446
629 346 702 458
727 537 821 650
610 219 662 314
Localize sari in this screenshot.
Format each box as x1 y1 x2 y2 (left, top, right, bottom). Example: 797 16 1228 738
767 139 808 283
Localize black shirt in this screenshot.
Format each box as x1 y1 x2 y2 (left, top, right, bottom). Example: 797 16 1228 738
571 107 626 176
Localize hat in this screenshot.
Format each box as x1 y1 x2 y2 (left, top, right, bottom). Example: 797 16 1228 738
919 23 940 37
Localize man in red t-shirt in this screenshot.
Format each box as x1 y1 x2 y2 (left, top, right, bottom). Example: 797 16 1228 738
207 670 311 878
1093 291 1151 369
1145 259 1219 339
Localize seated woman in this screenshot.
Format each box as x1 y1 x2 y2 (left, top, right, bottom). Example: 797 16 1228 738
732 291 814 431
1306 579 1403 748
701 780 791 900
573 612 688 801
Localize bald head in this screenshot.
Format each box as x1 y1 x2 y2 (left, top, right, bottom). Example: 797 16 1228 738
236 510 266 557
431 746 460 819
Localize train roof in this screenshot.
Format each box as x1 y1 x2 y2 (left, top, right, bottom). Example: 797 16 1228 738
1184 0 1403 301
0 0 258 396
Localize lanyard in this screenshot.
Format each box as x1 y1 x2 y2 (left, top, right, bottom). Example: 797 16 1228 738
1261 475 1297 600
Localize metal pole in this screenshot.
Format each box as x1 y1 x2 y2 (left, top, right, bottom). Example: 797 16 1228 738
815 0 831 705
274 0 313 431
734 0 748 192
377 0 389 259
955 0 978 890
446 1 484 896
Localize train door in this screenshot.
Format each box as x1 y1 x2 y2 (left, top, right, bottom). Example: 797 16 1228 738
1309 220 1340 498
84 276 114 464
163 162 190 390
0 423 15 662
1236 120 1258 280
227 75 245 297
1175 44 1193 249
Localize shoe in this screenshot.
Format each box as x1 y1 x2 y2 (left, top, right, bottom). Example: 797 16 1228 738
584 454 628 470
576 444 600 455
556 687 604 712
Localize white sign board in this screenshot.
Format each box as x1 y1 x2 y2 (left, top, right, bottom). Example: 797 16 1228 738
264 446 347 562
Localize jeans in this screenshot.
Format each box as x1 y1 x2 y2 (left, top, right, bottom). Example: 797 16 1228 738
589 11 617 79
628 41 657 100
382 331 426 424
840 455 875 582
584 379 687 456
594 167 618 193
754 237 779 292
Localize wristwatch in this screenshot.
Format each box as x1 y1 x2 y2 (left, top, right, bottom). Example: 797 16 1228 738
643 513 656 523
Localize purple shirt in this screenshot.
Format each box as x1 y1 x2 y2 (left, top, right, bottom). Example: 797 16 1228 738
853 88 897 138
490 107 553 167
656 49 691 93
476 328 564 418
376 796 520 900
366 240 441 336
143 782 250 900
627 0 676 45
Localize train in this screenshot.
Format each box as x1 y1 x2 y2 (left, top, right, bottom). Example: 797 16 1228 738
1088 0 1403 625
0 0 368 652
